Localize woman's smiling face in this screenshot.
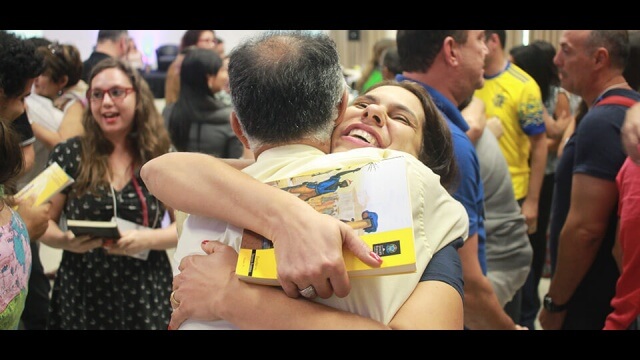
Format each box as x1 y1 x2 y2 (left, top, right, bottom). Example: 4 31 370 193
331 85 424 157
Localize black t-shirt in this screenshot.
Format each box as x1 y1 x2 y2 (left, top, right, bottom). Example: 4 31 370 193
82 52 111 83
12 111 35 146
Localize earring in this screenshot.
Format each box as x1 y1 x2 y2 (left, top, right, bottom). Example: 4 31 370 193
57 89 63 96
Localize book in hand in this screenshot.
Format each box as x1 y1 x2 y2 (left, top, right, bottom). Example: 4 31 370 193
235 156 417 286
66 219 121 240
15 162 74 207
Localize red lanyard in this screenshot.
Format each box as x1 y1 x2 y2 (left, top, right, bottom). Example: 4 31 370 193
130 168 149 227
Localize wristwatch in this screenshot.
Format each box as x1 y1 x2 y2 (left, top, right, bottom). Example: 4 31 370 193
543 294 568 312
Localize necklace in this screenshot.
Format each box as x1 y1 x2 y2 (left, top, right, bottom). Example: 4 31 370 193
593 81 631 106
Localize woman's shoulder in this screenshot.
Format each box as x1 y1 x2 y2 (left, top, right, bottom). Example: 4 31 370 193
51 136 82 156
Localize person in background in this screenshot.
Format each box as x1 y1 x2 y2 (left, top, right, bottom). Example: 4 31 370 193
591 34 640 329
164 30 217 106
355 38 396 94
214 36 225 57
622 102 640 164
37 58 177 329
604 153 640 330
508 40 578 330
460 96 533 315
541 30 640 330
0 30 47 330
17 41 86 330
474 30 548 325
10 110 49 243
125 37 146 71
396 30 523 330
565 32 640 168
380 46 402 81
82 30 129 84
602 31 640 331
12 112 35 175
623 31 640 92
125 37 147 71
163 48 242 159
11 109 53 331
21 42 86 188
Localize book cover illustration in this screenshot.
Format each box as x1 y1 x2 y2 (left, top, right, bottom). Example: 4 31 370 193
15 162 74 207
236 156 416 285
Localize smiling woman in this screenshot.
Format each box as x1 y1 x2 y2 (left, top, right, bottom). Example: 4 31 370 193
36 57 179 330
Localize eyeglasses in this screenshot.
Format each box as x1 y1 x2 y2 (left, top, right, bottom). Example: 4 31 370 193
87 87 135 102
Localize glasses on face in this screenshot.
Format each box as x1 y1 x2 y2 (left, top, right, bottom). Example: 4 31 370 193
87 87 135 102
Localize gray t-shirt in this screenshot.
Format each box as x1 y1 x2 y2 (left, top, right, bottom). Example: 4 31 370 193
476 129 532 305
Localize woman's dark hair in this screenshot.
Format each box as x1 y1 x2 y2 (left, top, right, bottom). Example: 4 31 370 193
381 46 402 77
169 48 225 151
0 30 45 99
366 80 458 191
180 30 215 52
510 41 559 104
36 43 83 90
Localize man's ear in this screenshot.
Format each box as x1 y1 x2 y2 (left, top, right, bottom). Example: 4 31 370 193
58 75 69 90
230 111 251 149
334 87 350 126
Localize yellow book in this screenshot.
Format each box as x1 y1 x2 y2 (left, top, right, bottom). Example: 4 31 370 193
235 157 416 286
14 162 74 207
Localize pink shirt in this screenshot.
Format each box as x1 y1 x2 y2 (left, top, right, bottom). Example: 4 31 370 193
0 208 31 328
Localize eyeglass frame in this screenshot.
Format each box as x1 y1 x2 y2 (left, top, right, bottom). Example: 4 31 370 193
86 87 136 103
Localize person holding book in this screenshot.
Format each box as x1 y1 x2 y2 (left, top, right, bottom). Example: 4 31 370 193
0 30 47 330
19 40 86 330
37 58 177 330
142 31 469 329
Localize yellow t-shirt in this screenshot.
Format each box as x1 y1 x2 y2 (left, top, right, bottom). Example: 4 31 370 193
474 62 545 200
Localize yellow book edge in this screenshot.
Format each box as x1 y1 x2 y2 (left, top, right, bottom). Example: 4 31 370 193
235 227 416 286
14 162 74 208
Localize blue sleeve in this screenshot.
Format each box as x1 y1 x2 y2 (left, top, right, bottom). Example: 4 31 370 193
420 238 464 299
450 129 484 238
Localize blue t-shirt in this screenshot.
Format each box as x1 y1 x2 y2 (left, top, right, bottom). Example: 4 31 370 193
397 75 487 274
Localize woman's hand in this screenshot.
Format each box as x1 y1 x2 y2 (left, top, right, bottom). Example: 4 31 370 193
105 229 149 256
64 232 103 253
15 195 51 241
